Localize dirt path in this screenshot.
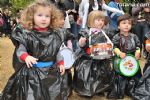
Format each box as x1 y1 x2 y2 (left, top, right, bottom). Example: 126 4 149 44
0 37 14 92
0 37 146 100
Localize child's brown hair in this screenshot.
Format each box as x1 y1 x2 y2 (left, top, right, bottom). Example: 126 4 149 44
20 0 62 30
117 13 132 26
87 10 105 28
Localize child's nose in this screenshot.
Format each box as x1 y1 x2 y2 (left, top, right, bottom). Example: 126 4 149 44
42 16 47 20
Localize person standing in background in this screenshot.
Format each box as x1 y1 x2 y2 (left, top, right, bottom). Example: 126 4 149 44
2 9 11 37
107 0 124 33
131 0 150 58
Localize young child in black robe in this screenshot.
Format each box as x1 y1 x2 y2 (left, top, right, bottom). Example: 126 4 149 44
73 10 114 97
0 0 73 100
107 14 142 99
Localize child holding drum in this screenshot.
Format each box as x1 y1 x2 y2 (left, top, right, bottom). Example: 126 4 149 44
107 14 142 99
73 10 114 97
54 9 75 97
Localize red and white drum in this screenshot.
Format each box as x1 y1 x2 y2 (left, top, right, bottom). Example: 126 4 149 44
90 43 113 59
89 29 114 60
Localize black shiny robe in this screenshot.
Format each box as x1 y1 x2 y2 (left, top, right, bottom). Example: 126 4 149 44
1 26 73 100
107 32 142 99
112 33 141 54
133 32 150 100
73 29 114 97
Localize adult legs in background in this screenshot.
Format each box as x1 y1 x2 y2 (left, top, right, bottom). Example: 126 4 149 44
132 21 150 58
70 22 78 51
81 3 89 29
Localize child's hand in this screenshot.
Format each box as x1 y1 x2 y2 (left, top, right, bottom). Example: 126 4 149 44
77 17 82 25
121 11 125 14
135 53 140 60
25 56 38 68
101 0 105 4
71 9 77 13
59 65 65 75
66 9 71 14
67 40 73 49
120 52 126 59
144 8 150 13
78 37 86 47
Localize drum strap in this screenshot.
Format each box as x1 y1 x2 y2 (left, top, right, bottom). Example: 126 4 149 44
60 42 67 50
101 30 113 47
89 28 113 47
89 28 92 45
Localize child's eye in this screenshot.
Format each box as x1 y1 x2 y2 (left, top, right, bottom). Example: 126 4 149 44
98 19 104 22
122 21 127 24
46 15 50 18
38 14 42 16
128 21 132 25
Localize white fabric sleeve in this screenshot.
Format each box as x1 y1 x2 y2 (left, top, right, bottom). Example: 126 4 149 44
78 0 84 18
64 12 71 28
78 0 89 18
102 3 124 14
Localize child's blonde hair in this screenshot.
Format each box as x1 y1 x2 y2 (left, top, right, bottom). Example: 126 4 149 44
20 0 62 30
87 10 105 28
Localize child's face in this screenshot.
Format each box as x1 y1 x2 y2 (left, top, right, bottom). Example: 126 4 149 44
93 18 105 29
118 20 132 33
34 6 51 28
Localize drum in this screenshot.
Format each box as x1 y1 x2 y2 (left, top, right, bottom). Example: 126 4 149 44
58 47 76 69
90 43 113 59
114 54 139 77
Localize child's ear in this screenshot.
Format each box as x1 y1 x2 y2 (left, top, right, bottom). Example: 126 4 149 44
118 26 120 29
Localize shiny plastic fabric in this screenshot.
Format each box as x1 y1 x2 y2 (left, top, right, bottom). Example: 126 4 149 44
1 26 73 100
73 53 114 97
62 69 73 97
107 55 142 99
133 60 150 100
0 66 67 100
107 71 141 99
107 32 142 99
